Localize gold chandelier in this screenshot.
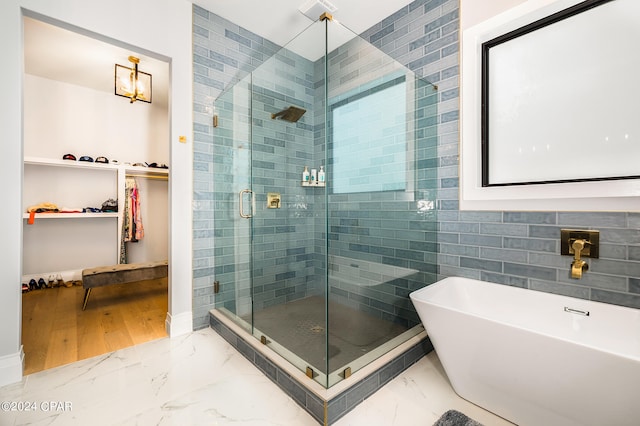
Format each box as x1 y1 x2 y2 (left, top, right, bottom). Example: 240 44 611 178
114 56 152 103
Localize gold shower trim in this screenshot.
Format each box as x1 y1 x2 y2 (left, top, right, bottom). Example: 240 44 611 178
320 12 333 21
323 401 328 426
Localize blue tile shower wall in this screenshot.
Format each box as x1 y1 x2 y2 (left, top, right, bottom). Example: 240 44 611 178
193 0 640 330
366 0 640 309
192 1 448 328
192 5 283 328
249 51 321 311
317 34 440 327
193 5 323 328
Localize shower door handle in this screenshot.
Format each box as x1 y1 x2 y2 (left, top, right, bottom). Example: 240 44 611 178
239 189 255 219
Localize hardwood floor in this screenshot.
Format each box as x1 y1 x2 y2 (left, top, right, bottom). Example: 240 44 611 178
21 278 168 375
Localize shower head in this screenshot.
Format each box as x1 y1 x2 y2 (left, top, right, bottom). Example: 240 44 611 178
271 106 307 123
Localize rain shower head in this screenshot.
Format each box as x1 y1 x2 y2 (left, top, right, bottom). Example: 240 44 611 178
271 106 307 123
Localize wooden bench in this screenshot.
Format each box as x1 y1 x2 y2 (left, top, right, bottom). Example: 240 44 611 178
81 260 168 310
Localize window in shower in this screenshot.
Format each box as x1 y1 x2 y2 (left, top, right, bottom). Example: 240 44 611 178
330 74 412 194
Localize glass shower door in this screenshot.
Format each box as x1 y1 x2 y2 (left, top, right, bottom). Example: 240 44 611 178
212 14 438 390
212 74 254 332
248 19 329 385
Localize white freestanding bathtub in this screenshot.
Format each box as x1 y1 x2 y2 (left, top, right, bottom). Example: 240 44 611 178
410 277 640 426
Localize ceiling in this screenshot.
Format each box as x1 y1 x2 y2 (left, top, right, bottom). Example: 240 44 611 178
23 0 414 99
24 16 170 105
192 0 416 57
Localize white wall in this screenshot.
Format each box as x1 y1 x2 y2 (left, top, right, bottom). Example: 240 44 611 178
461 0 527 29
127 178 170 265
24 75 169 164
0 0 193 387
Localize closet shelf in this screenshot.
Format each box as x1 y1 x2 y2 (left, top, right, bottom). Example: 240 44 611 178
24 156 119 171
23 212 119 219
24 156 169 178
124 166 168 178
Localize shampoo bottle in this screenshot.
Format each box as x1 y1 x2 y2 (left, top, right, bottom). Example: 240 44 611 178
302 166 310 184
318 166 325 184
311 168 317 184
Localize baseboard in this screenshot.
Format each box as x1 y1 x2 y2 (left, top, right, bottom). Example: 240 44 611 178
165 311 192 337
0 346 24 387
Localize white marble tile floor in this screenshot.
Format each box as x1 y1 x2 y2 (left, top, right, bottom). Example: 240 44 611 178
0 328 512 425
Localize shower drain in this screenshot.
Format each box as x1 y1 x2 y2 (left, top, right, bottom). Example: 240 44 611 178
310 325 325 334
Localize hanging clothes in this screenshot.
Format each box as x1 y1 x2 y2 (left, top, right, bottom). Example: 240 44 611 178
131 178 144 241
120 177 144 264
124 176 144 242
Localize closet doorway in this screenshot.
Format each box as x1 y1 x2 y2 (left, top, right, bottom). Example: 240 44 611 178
21 15 171 374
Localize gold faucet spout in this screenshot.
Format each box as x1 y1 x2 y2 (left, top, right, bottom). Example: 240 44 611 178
571 259 587 279
570 239 589 279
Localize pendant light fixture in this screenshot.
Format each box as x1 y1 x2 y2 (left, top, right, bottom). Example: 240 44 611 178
114 56 152 103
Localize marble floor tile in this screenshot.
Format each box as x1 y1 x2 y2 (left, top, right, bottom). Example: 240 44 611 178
334 351 514 426
0 328 512 426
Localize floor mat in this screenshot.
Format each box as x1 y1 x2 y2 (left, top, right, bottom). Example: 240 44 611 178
433 410 484 426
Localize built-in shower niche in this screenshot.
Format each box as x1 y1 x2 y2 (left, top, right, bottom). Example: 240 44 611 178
210 12 438 404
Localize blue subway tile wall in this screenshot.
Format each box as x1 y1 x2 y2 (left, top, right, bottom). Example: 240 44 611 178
359 0 640 310
316 2 444 327
193 3 441 329
248 49 321 311
193 5 283 328
194 0 640 329
315 28 440 327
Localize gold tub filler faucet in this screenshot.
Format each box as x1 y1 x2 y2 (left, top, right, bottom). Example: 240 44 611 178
570 239 589 279
560 229 599 279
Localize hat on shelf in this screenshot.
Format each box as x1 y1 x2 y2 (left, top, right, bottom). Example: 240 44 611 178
95 156 109 164
148 162 169 169
79 156 94 162
101 198 118 212
62 153 76 161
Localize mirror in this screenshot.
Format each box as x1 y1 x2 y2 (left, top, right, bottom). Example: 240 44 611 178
481 0 640 187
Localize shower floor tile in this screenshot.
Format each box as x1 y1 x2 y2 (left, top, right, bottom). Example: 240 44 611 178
247 296 408 374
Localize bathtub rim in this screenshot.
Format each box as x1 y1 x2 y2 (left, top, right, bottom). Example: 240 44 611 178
410 276 640 362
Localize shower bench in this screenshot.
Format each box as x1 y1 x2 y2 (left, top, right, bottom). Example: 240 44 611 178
81 260 168 310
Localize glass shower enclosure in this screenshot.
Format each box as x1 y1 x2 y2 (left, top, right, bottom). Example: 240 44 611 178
212 15 438 388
